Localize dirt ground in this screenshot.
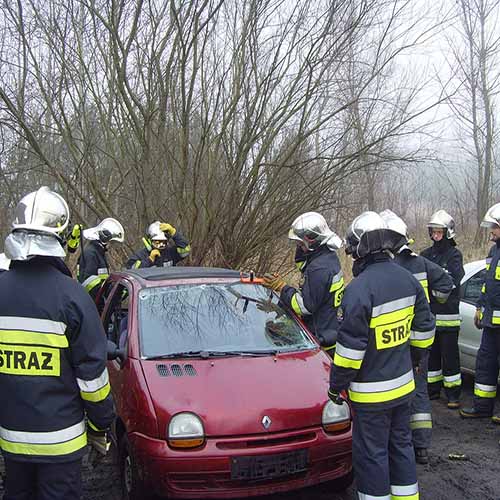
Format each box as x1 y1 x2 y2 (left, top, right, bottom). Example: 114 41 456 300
1 374 499 500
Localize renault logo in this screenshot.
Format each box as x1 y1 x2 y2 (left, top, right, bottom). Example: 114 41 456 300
261 415 272 429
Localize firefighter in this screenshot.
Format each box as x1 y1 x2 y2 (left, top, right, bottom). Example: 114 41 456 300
461 202 500 421
77 218 125 300
420 210 464 408
381 209 453 465
0 186 115 500
262 212 344 356
329 211 435 500
126 220 191 269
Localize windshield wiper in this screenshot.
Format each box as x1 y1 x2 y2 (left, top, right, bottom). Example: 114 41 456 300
146 350 281 359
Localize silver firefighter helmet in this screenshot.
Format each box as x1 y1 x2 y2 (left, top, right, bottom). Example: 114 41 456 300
6 186 70 260
481 203 500 229
83 218 125 244
379 209 409 251
288 212 342 251
427 209 456 239
12 186 69 236
146 221 168 241
345 211 395 259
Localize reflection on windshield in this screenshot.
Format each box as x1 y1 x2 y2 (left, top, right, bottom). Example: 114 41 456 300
138 282 315 358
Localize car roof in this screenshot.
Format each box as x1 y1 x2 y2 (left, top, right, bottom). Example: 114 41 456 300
462 259 485 283
115 266 244 285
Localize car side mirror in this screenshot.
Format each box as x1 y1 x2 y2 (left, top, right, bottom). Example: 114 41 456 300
107 340 126 362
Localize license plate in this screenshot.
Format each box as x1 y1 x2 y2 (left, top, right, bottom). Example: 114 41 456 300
231 449 309 481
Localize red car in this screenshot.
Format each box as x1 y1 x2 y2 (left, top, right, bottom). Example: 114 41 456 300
100 267 352 500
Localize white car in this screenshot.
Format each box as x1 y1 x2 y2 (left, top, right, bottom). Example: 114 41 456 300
459 260 487 373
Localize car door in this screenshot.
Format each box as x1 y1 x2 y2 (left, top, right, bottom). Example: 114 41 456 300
460 267 486 372
102 280 132 414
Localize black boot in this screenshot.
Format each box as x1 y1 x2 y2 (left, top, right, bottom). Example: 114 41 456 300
459 407 492 419
415 448 429 465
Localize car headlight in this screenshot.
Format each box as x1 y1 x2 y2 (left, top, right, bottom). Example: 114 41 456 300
168 412 205 449
322 400 351 433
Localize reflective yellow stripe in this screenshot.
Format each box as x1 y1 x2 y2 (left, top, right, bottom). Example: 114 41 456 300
474 383 497 398
334 352 362 369
370 305 415 328
0 432 86 456
419 280 429 302
391 494 418 500
142 237 152 251
133 260 142 269
427 370 443 384
0 330 68 348
482 284 486 293
82 275 107 293
496 266 500 280
391 483 419 500
410 421 432 430
295 261 305 271
435 314 461 328
493 316 500 325
330 275 345 308
81 382 111 403
349 373 415 404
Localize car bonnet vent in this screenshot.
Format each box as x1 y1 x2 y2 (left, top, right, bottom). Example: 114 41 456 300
156 364 197 377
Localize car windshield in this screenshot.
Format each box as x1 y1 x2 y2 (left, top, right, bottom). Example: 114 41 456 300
138 282 315 358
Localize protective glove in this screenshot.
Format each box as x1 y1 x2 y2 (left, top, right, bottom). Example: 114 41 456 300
159 222 176 237
328 389 345 406
474 309 482 330
67 223 82 253
87 427 110 457
149 249 161 263
262 273 287 293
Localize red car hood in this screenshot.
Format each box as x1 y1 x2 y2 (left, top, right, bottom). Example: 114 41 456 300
140 349 331 436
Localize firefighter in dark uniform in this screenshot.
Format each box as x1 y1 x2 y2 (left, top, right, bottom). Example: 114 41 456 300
126 221 190 269
381 210 453 465
461 203 500 421
420 210 464 408
329 211 435 500
262 212 344 356
0 186 115 500
77 218 124 299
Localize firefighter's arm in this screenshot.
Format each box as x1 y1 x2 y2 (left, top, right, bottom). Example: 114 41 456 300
409 282 436 363
77 250 99 285
171 230 191 261
329 285 370 393
447 249 465 288
126 249 152 270
476 247 493 310
68 290 116 431
425 257 454 304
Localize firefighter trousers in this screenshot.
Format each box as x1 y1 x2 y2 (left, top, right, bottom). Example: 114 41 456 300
3 458 83 500
353 401 419 500
427 328 461 401
473 327 500 414
411 352 432 449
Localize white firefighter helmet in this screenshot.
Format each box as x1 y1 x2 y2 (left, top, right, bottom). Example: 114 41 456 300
481 203 500 229
5 186 69 260
146 221 168 242
379 209 410 251
427 209 456 239
83 218 125 243
288 212 342 251
11 186 69 236
345 211 394 259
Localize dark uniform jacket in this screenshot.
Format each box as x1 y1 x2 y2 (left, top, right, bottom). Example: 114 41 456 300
421 240 464 329
330 253 435 411
0 257 115 463
77 241 109 299
395 247 454 308
477 241 500 328
126 231 190 269
280 245 344 349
